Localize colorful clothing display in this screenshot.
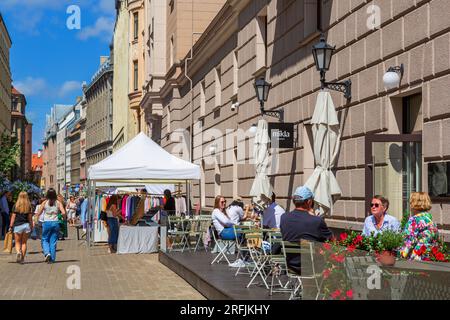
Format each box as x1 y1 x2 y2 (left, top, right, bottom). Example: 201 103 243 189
399 212 440 261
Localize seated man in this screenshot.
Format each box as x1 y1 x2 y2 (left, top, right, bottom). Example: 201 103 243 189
280 186 333 274
362 195 400 237
262 193 286 229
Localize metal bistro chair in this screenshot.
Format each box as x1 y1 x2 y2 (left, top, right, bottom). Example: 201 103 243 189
246 229 270 290
189 216 212 252
265 231 290 296
210 224 235 265
167 215 190 252
281 240 321 300
232 225 254 276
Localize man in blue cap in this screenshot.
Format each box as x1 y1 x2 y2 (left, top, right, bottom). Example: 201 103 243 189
280 186 333 274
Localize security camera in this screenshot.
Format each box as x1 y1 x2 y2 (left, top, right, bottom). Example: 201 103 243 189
231 102 239 111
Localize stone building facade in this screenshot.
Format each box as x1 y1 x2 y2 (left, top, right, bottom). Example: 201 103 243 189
85 57 113 171
11 87 30 180
159 0 450 239
0 13 11 134
112 0 137 151
141 0 226 144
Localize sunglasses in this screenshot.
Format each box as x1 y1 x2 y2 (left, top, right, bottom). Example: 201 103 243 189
370 203 381 208
220 201 227 204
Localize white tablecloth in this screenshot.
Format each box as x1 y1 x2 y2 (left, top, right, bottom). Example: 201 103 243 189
117 225 159 254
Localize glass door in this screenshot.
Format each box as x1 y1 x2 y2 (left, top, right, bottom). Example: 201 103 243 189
365 134 422 221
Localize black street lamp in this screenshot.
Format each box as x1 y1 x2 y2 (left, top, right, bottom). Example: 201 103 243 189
254 77 284 121
312 34 352 100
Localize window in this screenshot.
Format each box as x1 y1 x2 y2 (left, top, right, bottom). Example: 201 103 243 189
256 12 268 71
133 12 139 40
215 67 221 108
200 80 206 117
170 36 174 66
233 51 239 95
402 94 422 134
133 61 138 91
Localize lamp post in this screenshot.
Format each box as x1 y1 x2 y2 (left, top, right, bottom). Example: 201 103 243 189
254 78 284 121
312 34 351 100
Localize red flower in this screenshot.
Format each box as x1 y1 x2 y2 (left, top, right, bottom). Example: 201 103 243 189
431 246 439 255
330 290 341 299
322 269 331 279
346 290 353 299
340 233 348 242
435 252 446 261
323 243 331 251
353 235 363 244
335 254 345 263
420 245 427 254
347 245 356 253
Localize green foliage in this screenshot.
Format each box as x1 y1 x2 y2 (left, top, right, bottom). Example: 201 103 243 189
375 229 404 252
0 131 20 178
400 211 411 231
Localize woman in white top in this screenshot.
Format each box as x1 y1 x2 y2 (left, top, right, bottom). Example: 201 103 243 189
35 188 66 263
105 195 121 254
66 196 78 226
211 195 236 240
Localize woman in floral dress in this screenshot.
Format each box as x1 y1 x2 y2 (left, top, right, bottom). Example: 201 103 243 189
399 192 440 261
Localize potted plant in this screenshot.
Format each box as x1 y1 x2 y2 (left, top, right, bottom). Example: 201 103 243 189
375 230 404 266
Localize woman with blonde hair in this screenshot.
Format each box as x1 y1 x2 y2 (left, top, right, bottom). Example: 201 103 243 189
8 192 33 263
399 192 440 261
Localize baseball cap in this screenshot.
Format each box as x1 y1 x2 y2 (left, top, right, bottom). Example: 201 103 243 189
293 186 314 201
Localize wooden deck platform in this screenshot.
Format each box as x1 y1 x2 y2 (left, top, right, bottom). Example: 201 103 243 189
159 251 290 300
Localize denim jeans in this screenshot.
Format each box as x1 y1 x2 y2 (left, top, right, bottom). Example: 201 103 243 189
42 221 60 262
1 212 9 238
107 217 119 245
220 227 236 240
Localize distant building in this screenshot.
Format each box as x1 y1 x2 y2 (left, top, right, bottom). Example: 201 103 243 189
31 150 43 187
84 56 113 172
0 13 12 134
42 104 72 191
11 87 31 180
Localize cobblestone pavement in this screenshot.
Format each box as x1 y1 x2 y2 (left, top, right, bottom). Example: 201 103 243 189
0 228 204 300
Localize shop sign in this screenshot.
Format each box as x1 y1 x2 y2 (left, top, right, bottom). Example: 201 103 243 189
268 122 294 148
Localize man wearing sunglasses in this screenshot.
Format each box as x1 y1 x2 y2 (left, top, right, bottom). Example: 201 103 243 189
362 195 400 237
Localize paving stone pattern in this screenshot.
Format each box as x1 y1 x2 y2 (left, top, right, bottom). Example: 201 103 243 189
0 228 204 300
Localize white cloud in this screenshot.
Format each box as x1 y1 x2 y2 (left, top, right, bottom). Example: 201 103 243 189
77 16 114 42
14 77 48 96
58 81 82 97
14 77 82 99
97 0 116 14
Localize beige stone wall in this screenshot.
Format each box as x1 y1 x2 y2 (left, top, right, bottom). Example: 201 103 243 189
0 15 11 134
85 68 113 170
159 0 450 237
113 0 134 151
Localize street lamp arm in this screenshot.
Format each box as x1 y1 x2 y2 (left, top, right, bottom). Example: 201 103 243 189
322 79 352 100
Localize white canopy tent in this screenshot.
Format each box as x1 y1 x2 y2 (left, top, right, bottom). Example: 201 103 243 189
86 132 201 247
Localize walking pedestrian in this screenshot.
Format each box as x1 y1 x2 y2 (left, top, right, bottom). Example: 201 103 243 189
9 192 33 264
0 191 12 239
57 194 68 240
66 196 77 227
35 188 66 263
105 195 120 254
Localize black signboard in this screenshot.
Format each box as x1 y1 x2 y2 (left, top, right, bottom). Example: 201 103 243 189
268 122 294 148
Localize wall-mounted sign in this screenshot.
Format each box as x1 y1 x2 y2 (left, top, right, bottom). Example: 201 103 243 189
428 162 450 198
268 122 294 148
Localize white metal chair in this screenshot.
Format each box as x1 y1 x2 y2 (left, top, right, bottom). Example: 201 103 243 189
210 224 235 265
246 229 270 289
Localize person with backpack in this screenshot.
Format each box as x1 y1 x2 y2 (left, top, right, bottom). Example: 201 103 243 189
35 189 67 263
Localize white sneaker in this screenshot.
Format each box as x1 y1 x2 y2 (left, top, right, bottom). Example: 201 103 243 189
229 259 246 268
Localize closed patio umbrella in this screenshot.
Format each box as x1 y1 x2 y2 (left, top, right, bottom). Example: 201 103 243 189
249 119 273 210
304 91 343 215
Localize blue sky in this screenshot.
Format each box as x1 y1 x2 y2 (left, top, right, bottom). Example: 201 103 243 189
0 0 115 152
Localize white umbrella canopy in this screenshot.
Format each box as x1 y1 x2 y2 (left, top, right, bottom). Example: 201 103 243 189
249 119 273 210
304 91 343 215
